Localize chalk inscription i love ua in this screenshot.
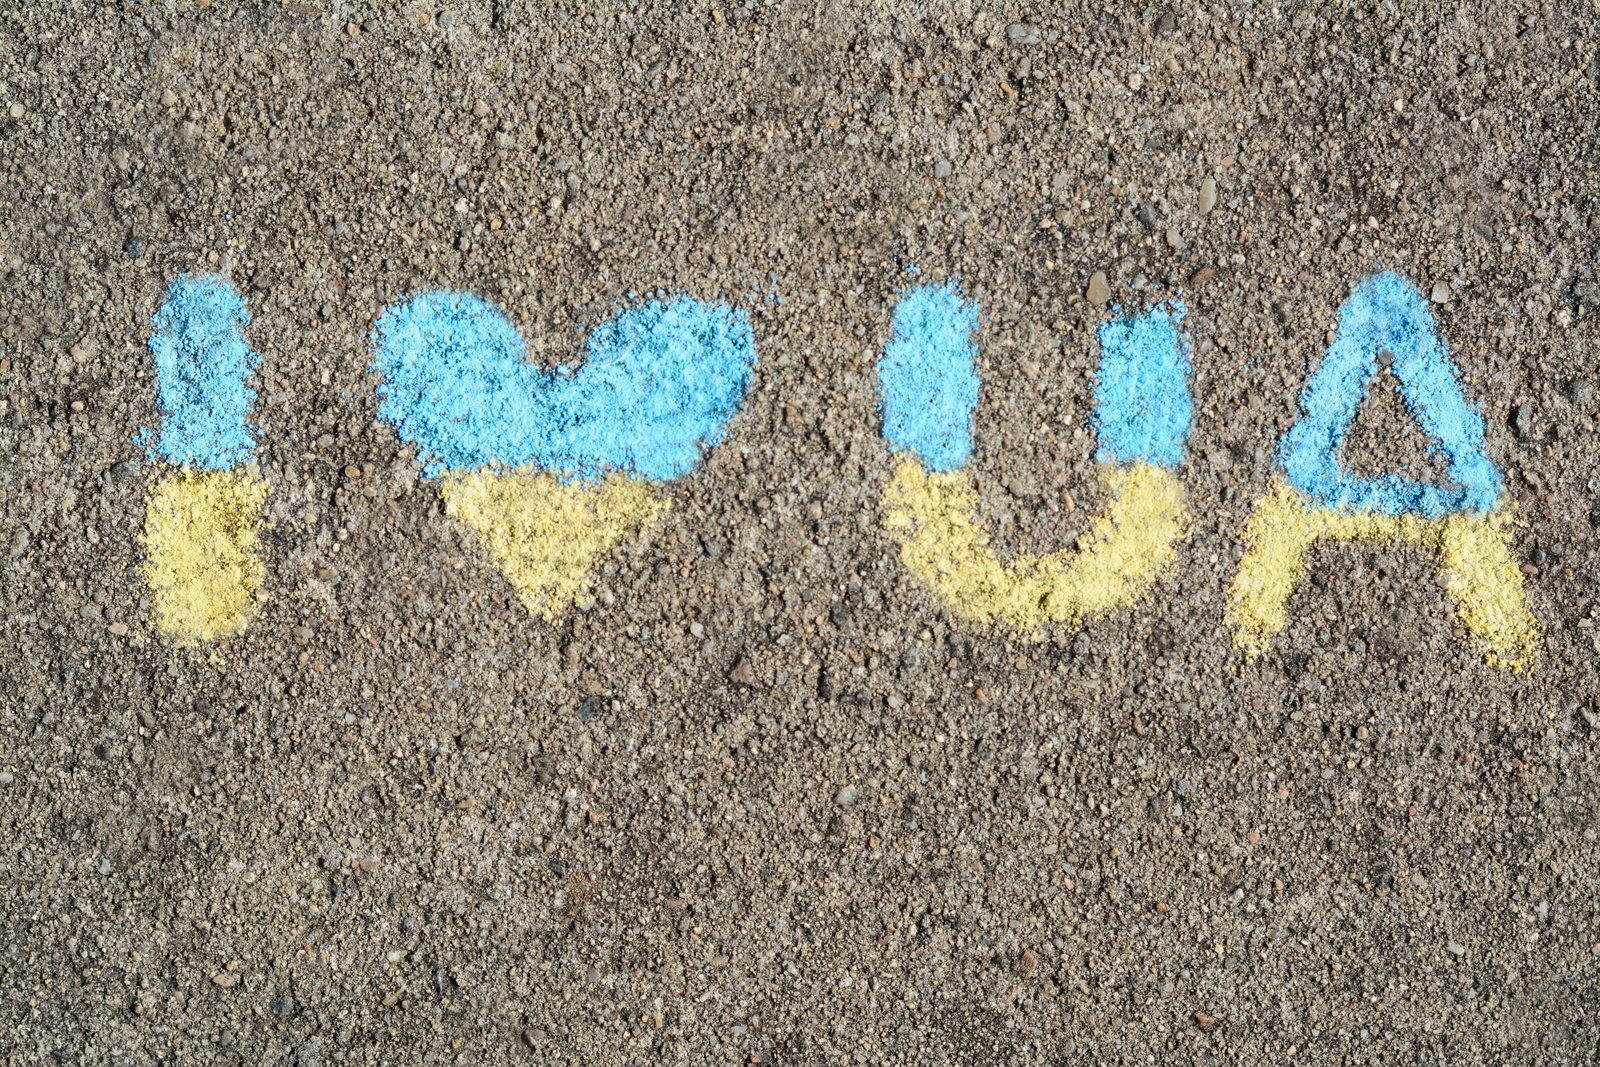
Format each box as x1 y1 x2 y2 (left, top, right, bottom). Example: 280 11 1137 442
132 270 1537 670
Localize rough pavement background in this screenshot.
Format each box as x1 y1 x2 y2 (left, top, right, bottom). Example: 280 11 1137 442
2 2 1599 1063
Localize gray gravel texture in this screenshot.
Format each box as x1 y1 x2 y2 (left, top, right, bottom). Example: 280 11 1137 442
3 2 1600 1064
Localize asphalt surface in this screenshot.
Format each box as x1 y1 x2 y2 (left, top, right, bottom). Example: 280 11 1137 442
2 3 1599 1064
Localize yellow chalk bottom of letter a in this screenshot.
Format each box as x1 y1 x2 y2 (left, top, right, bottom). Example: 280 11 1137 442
1227 480 1538 669
140 467 267 643
883 455 1187 629
442 468 664 619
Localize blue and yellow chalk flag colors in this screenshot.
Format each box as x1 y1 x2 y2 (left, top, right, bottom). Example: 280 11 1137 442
114 267 1537 668
138 275 267 643
879 284 1190 630
370 291 756 617
1228 272 1538 668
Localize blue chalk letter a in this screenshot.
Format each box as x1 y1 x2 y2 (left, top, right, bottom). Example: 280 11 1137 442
1278 272 1500 517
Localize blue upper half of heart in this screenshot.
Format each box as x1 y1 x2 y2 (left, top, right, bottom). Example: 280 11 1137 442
372 292 756 480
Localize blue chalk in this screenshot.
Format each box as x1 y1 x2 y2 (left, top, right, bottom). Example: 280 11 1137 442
877 284 980 472
147 275 258 469
1279 272 1501 516
372 291 756 480
1093 303 1191 468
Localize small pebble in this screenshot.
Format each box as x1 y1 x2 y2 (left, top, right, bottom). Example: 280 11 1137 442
1198 176 1217 214
1086 270 1110 306
834 784 858 808
933 160 953 179
1165 226 1185 250
1188 266 1214 287
1569 378 1594 404
1430 280 1452 303
436 10 455 28
730 657 755 686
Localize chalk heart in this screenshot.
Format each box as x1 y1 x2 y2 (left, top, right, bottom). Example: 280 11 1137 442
372 291 755 615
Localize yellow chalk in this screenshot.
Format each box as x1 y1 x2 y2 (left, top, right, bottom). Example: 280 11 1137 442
1227 480 1539 669
882 455 1187 630
140 467 267 643
441 467 664 619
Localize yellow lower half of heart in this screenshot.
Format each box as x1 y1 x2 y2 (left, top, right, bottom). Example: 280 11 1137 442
441 468 665 619
1227 480 1539 670
140 467 267 643
882 455 1187 631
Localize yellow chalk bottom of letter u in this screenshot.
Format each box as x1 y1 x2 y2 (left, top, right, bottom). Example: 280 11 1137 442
441 467 665 619
1227 480 1538 669
883 455 1187 629
140 468 267 643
